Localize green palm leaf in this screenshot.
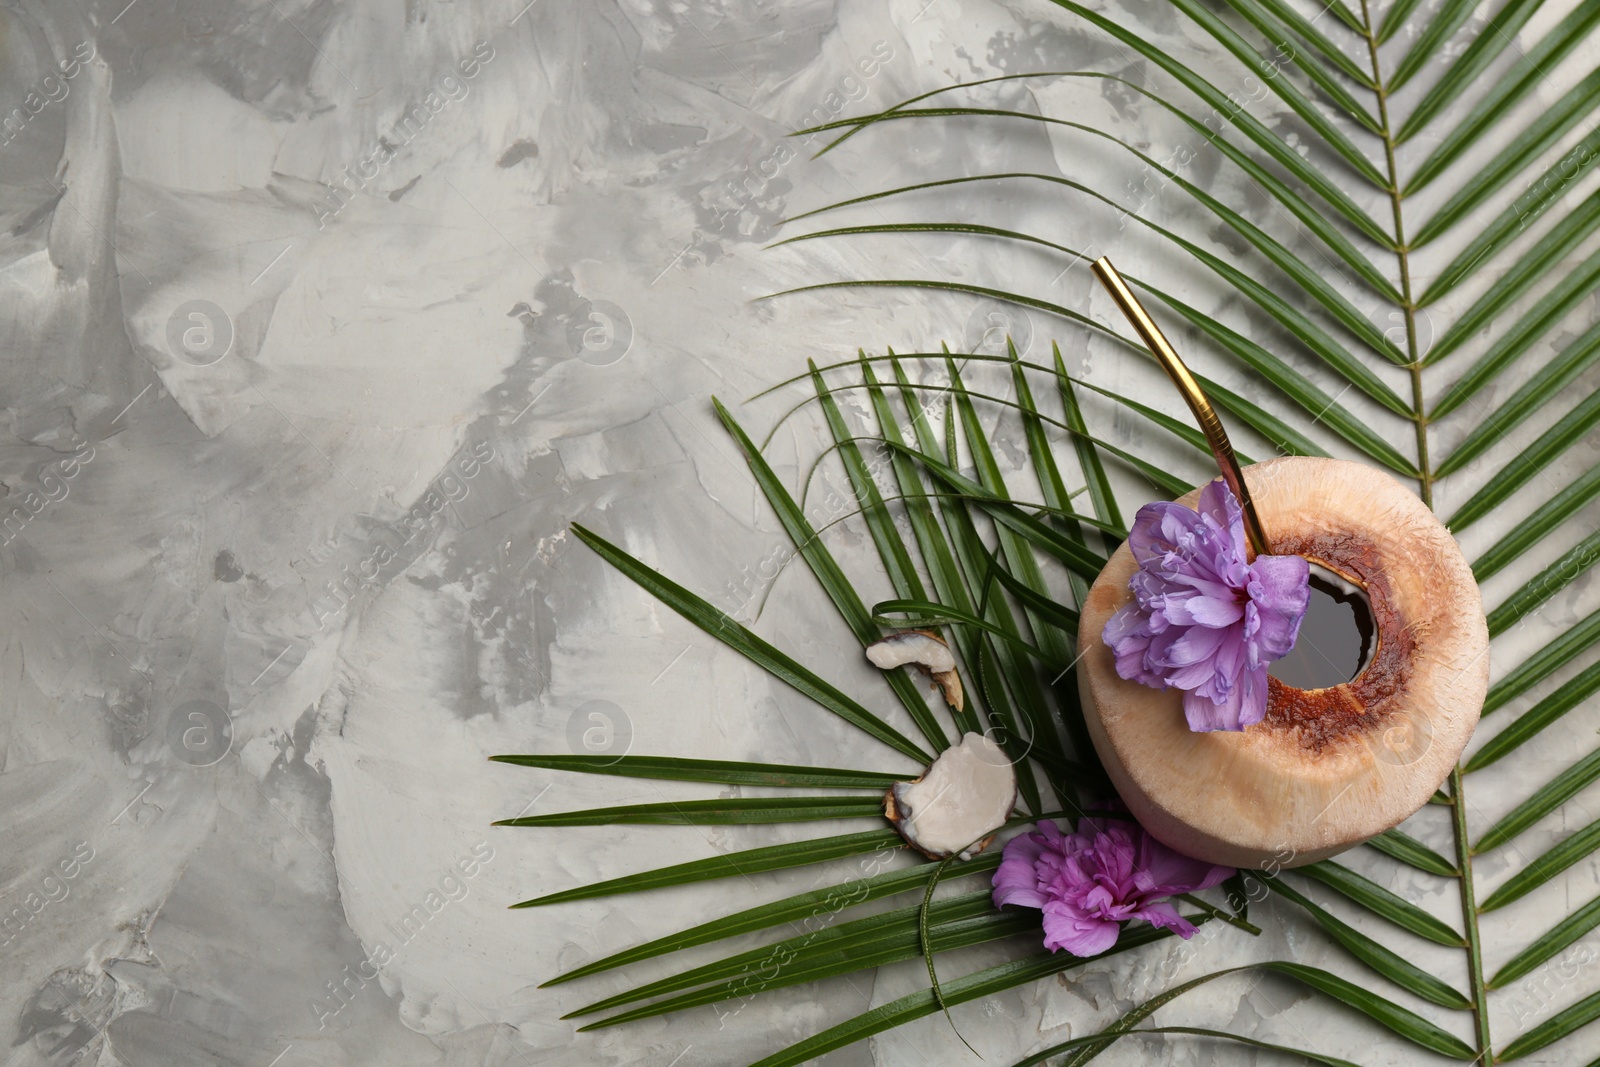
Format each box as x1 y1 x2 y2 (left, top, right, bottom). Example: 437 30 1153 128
1481 820 1600 911
1438 321 1600 480
1473 467 1600 583
1268 879 1471 1008
1224 0 1373 86
809 359 930 592
883 359 1055 806
1490 895 1600 988
576 912 1038 1030
494 796 887 827
542 851 1004 986
567 890 1007 1020
1445 389 1600 530
743 923 1195 1067
1484 608 1600 713
1050 350 1122 529
1385 0 1481 91
1377 0 1428 41
1427 198 1600 366
510 828 904 909
1396 0 1547 139
1016 1025 1364 1066
1477 748 1600 853
1404 0 1600 179
569 524 930 764
1163 0 1386 165
1411 66 1600 227
1367 829 1458 877
1500 990 1600 1060
488 754 909 789
1486 532 1600 636
713 397 954 751
1290 863 1462 946
1466 661 1600 771
1043 0 1391 224
1428 250 1600 414
1051 962 1475 1063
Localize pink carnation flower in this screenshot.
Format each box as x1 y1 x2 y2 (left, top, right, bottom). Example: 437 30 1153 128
992 816 1233 956
1101 479 1309 731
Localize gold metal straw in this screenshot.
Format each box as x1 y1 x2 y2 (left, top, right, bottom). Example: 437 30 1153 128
1090 256 1270 559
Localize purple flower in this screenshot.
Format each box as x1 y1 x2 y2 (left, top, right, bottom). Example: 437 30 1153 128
1101 479 1309 732
992 816 1233 956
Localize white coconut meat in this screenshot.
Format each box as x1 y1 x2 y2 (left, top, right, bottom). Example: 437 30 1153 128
866 630 964 710
885 733 1016 860
866 630 957 673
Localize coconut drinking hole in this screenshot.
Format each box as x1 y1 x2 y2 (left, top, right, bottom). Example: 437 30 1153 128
1268 561 1376 690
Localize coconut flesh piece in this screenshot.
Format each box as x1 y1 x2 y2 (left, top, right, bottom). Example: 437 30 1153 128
865 630 964 710
885 733 1017 860
1078 457 1489 870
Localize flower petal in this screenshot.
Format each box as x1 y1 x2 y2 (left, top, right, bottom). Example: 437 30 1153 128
1196 478 1247 563
1135 834 1235 895
1129 898 1200 939
1183 682 1244 732
1127 501 1206 563
1166 591 1245 628
1041 902 1122 956
992 826 1051 910
1235 665 1269 729
1249 553 1311 658
1104 605 1166 689
1151 624 1228 669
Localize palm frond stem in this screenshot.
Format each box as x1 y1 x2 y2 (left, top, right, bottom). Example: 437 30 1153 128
1359 0 1491 1056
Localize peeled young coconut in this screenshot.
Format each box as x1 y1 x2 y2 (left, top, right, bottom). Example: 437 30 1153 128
1077 457 1488 870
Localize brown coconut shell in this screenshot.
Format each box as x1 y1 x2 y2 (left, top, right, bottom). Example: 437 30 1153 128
1077 457 1489 869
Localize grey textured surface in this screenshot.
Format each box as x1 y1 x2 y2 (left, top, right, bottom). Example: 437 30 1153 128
1 0 1598 1064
